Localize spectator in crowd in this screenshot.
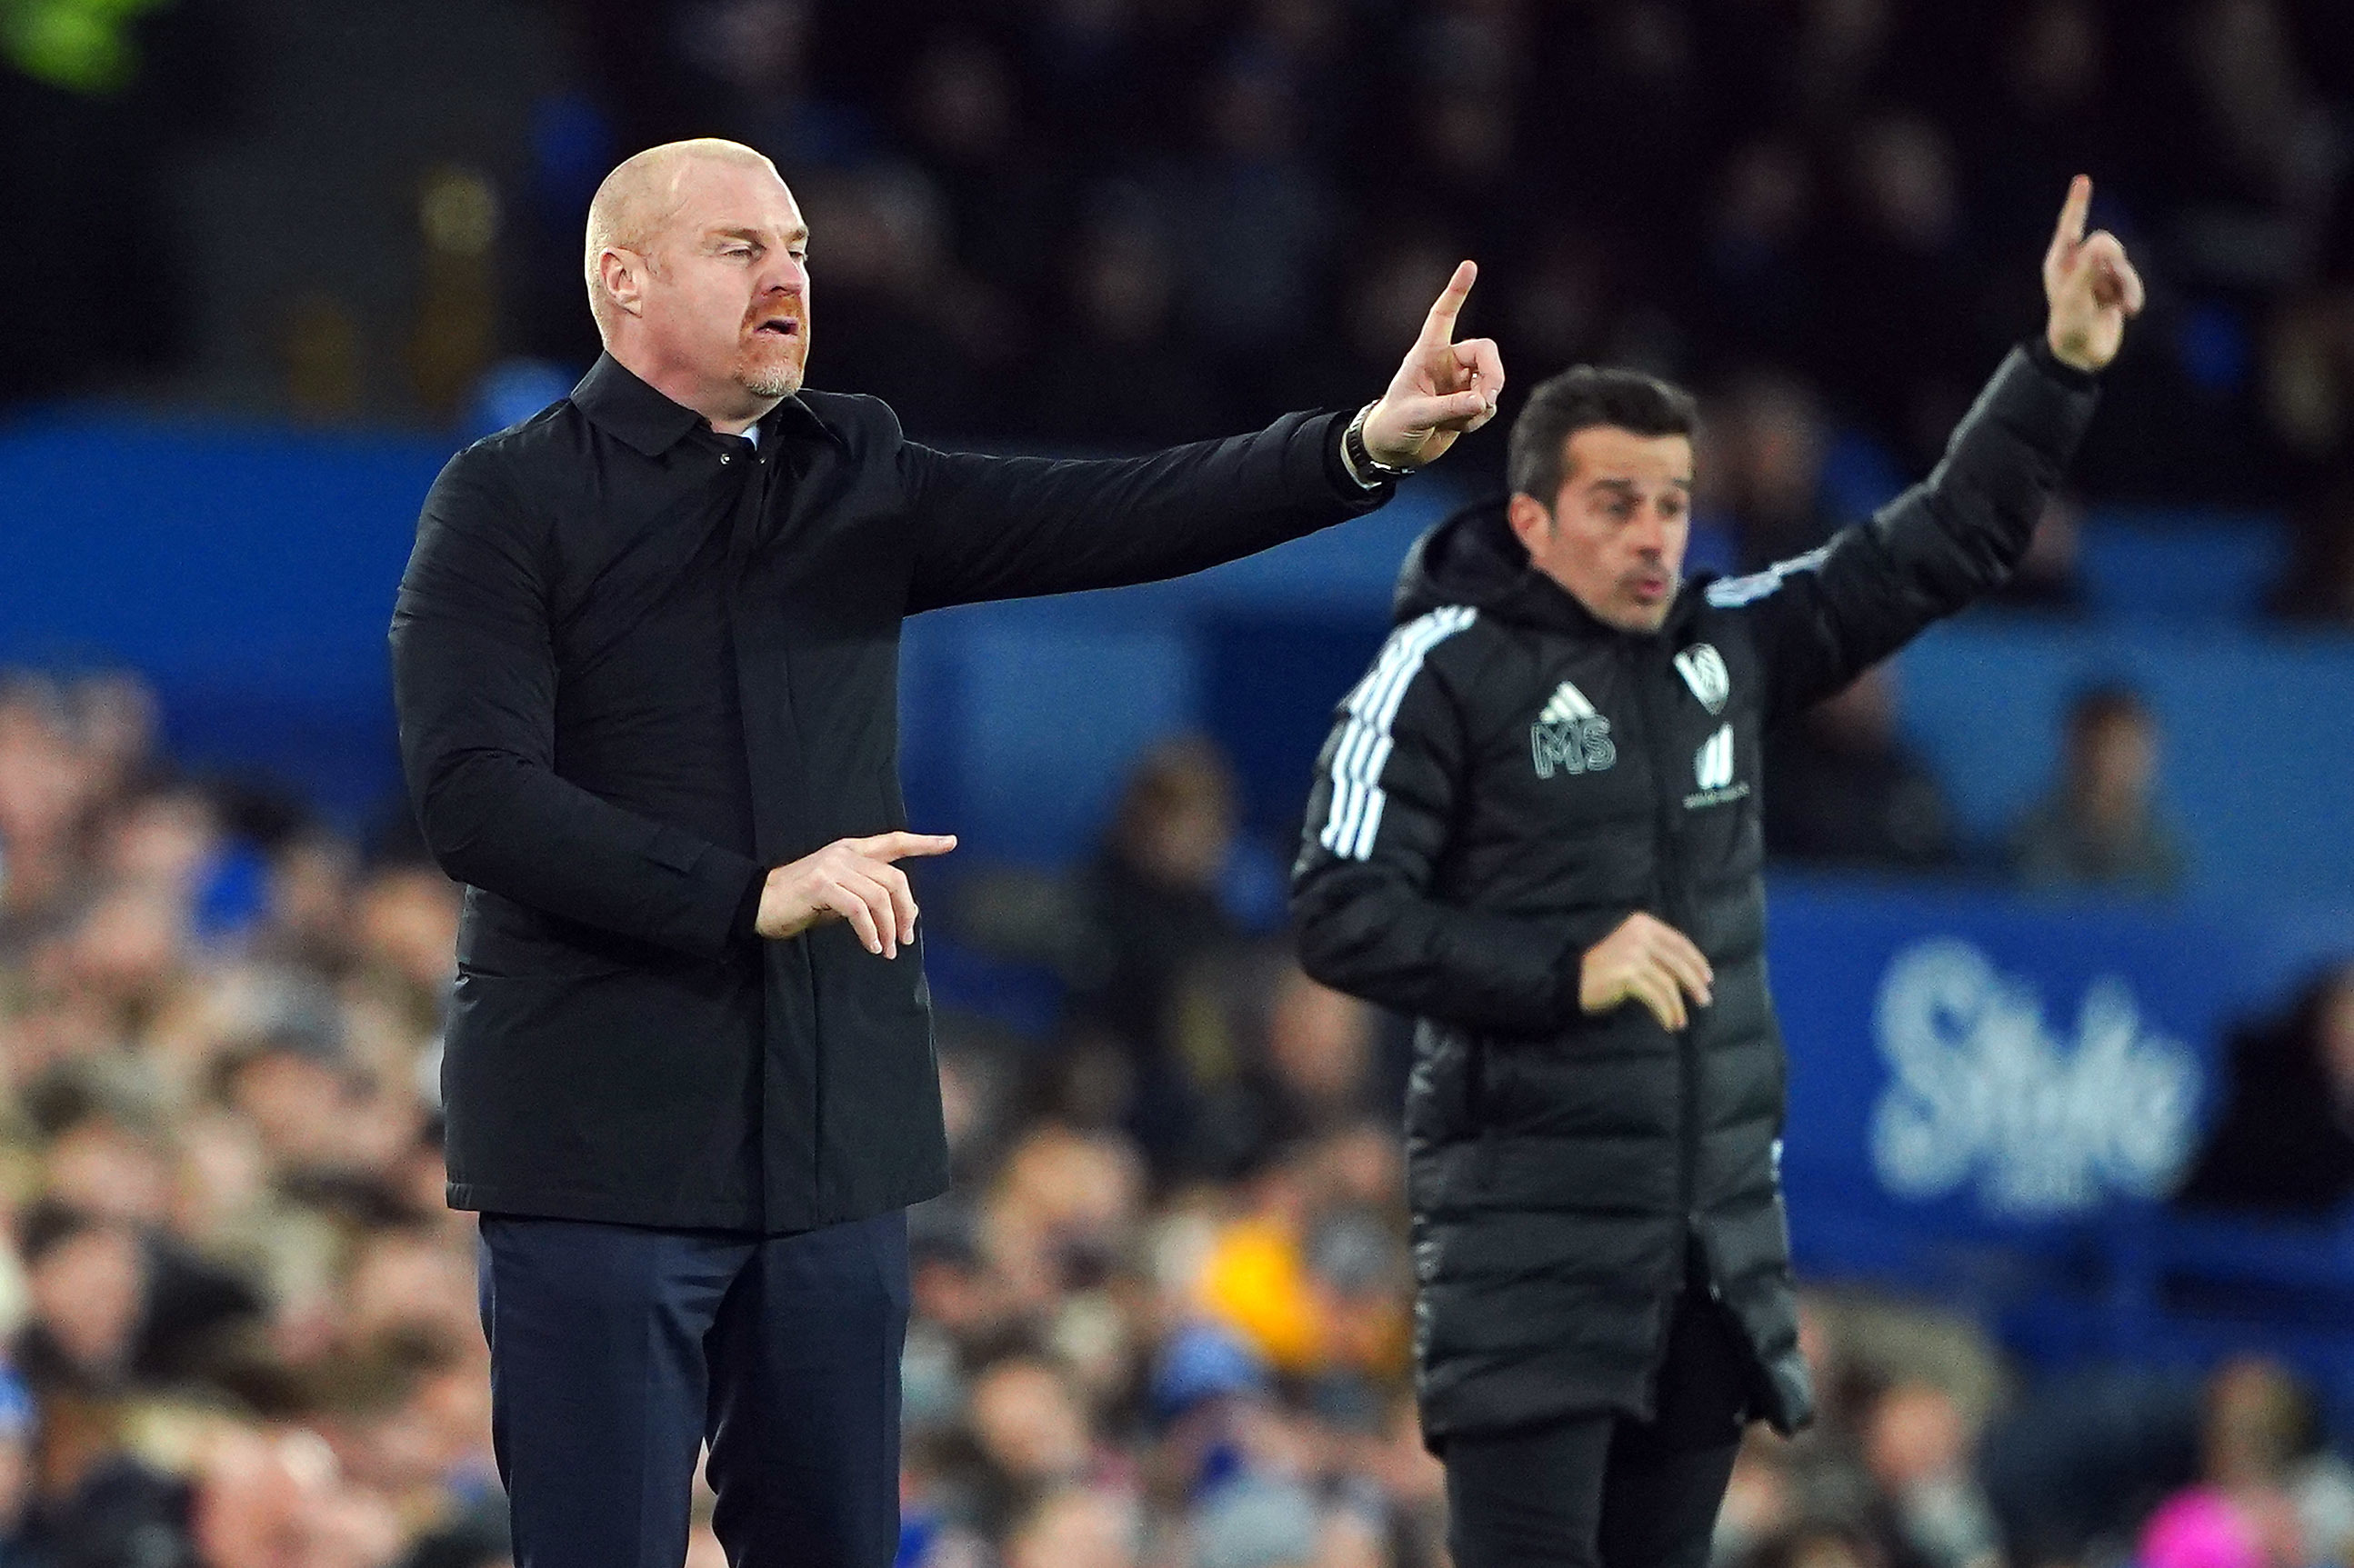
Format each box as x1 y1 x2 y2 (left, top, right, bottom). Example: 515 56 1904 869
1032 188 1226 446
1002 1486 1137 1568
963 1354 1106 1535
2204 1357 2354 1567
1864 1382 2003 1568
793 163 1012 439
1708 369 1838 572
1821 112 1997 469
1764 665 1958 873
2176 960 2354 1216
1190 1136 1407 1398
1187 1475 1321 1568
1065 739 1256 1179
397 1503 510 1568
1711 1289 2019 1568
1154 46 1339 413
1696 137 1828 379
1255 967 1379 1151
895 31 1060 319
2008 685 2188 894
2136 1357 2354 1568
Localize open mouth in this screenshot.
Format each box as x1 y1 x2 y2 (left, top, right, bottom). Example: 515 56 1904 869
754 319 800 337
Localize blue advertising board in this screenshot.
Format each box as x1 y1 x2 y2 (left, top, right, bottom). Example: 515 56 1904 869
1761 877 2354 1283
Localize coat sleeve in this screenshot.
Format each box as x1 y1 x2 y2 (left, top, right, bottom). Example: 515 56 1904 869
900 408 1389 612
1291 614 1583 1035
1718 343 2100 724
388 448 766 958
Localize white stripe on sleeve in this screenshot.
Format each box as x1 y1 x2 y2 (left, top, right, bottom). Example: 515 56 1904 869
1703 544 1831 607
1317 605 1477 863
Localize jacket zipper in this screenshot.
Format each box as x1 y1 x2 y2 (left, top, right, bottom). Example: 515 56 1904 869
1626 644 1700 1243
1626 639 1714 1407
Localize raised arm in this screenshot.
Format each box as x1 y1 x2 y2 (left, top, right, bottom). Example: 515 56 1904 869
906 262 1507 612
389 451 765 957
901 410 1374 611
1291 613 1582 1034
1729 176 2139 721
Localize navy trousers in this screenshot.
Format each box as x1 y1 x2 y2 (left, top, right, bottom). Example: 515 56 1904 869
476 1210 909 1568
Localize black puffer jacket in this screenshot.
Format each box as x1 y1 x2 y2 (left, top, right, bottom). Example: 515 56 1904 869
1292 344 2098 1447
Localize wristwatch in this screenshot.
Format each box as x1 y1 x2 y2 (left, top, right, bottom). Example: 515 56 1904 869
1343 402 1417 487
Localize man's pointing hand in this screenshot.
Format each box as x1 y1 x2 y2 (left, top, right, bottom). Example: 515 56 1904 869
756 832 958 956
2045 175 2144 374
1359 260 1507 470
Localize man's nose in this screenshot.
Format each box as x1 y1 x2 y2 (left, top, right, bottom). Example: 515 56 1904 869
760 254 807 297
1630 508 1668 557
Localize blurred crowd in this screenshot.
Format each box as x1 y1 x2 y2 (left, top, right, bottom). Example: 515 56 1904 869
6 0 2354 1563
0 670 502 1567
14 0 2354 624
531 0 2353 617
0 666 2347 1568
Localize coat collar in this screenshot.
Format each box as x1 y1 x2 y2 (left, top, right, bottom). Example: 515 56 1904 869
571 353 848 457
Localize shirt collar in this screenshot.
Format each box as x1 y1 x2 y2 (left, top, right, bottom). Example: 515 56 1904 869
571 353 847 457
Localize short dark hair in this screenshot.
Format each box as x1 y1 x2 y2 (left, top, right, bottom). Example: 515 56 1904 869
1507 365 1698 503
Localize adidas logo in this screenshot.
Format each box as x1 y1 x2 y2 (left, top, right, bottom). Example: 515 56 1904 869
1539 680 1596 724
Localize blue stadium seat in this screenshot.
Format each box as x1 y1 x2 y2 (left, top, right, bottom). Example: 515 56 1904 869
2077 509 2288 622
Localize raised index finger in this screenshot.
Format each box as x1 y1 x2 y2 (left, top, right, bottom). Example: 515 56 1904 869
852 832 959 863
2051 175 2091 255
1416 260 1478 350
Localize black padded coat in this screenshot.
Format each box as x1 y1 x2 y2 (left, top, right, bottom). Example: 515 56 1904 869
1292 344 2099 1446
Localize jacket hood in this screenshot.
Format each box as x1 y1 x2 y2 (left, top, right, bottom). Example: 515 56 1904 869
1391 499 1528 622
1394 497 1679 638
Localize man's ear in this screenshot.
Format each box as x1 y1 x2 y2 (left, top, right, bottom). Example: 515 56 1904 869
1506 493 1552 556
598 248 645 319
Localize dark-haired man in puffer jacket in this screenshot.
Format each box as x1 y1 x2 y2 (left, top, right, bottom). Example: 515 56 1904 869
1292 179 2143 1568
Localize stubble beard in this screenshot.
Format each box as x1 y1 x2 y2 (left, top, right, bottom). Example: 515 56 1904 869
738 360 804 399
736 329 807 400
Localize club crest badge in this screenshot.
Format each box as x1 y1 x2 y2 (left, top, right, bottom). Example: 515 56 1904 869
1674 644 1730 714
